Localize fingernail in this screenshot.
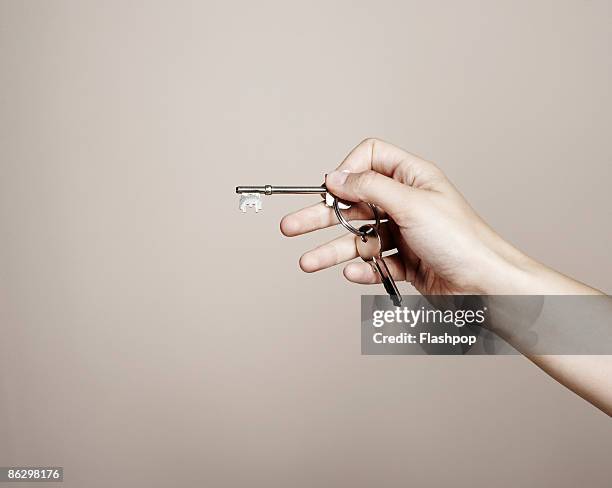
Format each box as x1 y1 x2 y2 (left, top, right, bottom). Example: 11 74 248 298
326 170 350 186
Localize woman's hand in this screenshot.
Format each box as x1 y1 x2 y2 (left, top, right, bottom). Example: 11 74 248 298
281 138 573 295
281 138 611 416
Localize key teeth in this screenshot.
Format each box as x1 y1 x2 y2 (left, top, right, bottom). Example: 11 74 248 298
239 193 263 213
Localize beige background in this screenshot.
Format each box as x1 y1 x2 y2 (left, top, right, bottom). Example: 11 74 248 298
1 1 611 487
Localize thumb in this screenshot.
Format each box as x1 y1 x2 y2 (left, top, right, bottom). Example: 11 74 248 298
326 169 416 218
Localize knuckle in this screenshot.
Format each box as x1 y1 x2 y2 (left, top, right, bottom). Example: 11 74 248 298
427 160 446 178
360 137 379 147
359 137 380 156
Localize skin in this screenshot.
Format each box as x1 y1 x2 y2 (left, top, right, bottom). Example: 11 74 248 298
280 138 611 416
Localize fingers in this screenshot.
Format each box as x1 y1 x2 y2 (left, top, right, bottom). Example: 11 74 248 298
326 169 417 219
299 224 395 273
280 201 387 237
282 139 445 236
335 138 415 176
333 138 444 187
342 253 406 284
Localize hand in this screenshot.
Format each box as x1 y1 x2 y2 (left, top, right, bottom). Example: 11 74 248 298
281 138 611 416
281 138 537 295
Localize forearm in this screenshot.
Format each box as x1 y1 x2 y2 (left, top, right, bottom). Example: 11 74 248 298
485 249 610 415
528 355 612 416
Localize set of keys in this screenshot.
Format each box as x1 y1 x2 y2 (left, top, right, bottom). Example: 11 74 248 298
236 184 402 306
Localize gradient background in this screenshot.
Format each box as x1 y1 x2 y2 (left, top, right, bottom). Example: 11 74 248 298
1 1 611 487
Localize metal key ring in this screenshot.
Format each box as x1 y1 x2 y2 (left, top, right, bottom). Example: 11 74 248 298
332 198 380 237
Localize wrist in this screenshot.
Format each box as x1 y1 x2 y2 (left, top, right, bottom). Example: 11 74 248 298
482 251 603 295
470 226 600 295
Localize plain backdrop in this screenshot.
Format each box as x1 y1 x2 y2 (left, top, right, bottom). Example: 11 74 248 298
1 1 611 487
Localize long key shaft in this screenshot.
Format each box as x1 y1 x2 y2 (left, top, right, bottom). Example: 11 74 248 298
236 185 326 195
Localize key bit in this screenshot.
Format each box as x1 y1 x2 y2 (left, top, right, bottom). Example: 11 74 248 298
239 193 263 213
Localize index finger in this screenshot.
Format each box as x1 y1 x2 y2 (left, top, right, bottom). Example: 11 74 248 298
336 138 443 187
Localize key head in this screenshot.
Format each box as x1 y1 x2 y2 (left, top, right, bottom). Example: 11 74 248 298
355 224 382 262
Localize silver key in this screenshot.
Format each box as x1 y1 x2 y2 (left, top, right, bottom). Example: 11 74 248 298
236 185 350 212
355 224 402 307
